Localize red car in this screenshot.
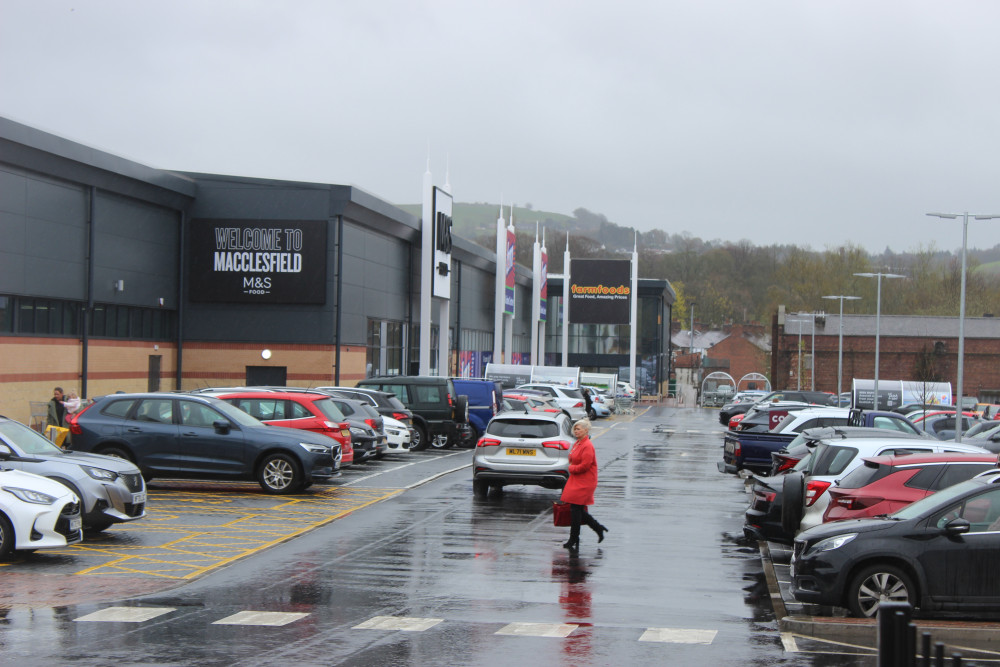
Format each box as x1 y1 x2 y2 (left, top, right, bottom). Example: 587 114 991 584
218 391 355 466
823 452 999 523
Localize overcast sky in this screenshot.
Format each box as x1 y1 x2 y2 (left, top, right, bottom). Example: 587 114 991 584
3 1 1000 253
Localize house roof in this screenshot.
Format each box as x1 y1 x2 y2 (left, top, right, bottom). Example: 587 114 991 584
800 315 1000 339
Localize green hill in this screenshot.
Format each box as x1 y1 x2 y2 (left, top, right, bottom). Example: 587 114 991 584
396 203 575 241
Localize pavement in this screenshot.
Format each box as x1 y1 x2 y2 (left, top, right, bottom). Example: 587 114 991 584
758 526 1000 659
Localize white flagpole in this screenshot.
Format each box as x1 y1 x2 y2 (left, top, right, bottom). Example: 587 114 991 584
629 232 638 396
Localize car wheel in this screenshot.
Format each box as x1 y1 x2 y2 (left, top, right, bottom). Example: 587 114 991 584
97 446 134 463
847 564 916 618
781 472 805 536
459 425 479 448
587 408 597 420
455 395 470 424
473 479 489 499
257 453 304 494
429 434 451 450
410 424 429 451
0 512 13 561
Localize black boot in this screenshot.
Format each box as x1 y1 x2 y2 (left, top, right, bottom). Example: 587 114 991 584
563 538 579 550
595 524 609 543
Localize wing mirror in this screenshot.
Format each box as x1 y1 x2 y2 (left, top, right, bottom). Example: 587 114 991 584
944 518 971 537
0 443 11 458
213 420 231 434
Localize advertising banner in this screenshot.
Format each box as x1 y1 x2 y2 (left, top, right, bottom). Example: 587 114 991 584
852 379 953 411
504 229 516 314
540 248 548 321
569 259 631 324
188 219 327 304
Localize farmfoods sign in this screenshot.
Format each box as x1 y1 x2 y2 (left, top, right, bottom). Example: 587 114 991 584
188 219 327 304
569 259 631 324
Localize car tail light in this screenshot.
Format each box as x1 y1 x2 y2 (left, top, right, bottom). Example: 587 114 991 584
391 412 409 421
774 455 799 472
66 411 84 435
755 490 776 503
544 408 560 413
365 418 379 430
572 401 584 408
542 440 571 450
477 437 502 448
733 442 741 457
804 480 833 506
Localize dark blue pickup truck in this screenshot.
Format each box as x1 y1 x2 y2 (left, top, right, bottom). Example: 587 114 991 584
718 408 922 474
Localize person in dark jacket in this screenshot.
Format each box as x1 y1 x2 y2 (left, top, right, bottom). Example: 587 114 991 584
559 418 608 551
46 386 66 429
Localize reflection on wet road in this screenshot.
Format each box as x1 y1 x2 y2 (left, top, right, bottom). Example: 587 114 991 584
0 407 878 666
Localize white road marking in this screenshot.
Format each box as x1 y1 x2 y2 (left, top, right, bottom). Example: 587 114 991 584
341 451 468 487
213 611 309 626
781 632 799 652
74 607 175 623
638 627 718 644
495 622 578 638
353 616 444 631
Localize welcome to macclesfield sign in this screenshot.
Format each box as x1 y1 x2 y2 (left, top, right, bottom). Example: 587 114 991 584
569 258 631 324
188 219 327 304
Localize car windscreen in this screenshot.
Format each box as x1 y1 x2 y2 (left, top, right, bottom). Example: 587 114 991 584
487 419 560 439
872 415 919 435
0 420 63 455
810 444 860 476
892 479 985 520
384 396 407 411
312 398 346 422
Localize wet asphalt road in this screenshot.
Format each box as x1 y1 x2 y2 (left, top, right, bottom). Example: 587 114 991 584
0 407 878 666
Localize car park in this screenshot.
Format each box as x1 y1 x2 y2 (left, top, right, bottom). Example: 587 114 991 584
910 410 981 440
451 378 504 446
823 452 999 523
0 416 146 531
355 376 468 451
0 467 83 560
781 437 990 536
514 384 588 421
67 393 341 494
472 411 574 498
791 470 1000 618
315 387 416 433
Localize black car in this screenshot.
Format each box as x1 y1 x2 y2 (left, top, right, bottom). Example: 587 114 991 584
325 397 386 461
67 393 340 494
355 376 469 451
791 469 1000 618
720 390 838 426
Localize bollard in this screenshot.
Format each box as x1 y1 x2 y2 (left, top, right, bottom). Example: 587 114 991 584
920 631 931 667
950 654 961 667
935 642 944 665
877 601 913 667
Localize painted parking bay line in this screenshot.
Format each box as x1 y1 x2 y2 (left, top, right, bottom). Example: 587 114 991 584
495 622 579 638
638 627 718 644
69 486 401 579
354 616 444 631
74 606 176 623
213 611 310 626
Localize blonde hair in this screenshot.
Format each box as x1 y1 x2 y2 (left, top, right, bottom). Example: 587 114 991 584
572 418 592 434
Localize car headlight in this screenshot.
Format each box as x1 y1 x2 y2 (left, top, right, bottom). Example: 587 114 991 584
82 466 118 482
3 486 58 505
298 442 332 454
807 533 857 555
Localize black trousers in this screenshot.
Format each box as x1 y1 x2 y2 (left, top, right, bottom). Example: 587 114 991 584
568 503 602 542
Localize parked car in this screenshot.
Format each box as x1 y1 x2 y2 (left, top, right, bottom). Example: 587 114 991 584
781 437 990 536
451 378 504 446
718 391 769 425
381 415 412 454
0 416 146 531
582 387 612 418
616 381 636 398
472 411 574 498
911 411 981 440
823 452 999 523
215 391 356 466
0 467 83 559
315 387 415 432
324 397 386 461
355 376 468 451
791 469 1000 617
515 384 587 421
743 427 934 545
67 393 341 494
501 393 567 418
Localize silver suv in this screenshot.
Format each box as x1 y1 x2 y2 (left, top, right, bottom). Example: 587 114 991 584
0 417 146 531
472 411 574 498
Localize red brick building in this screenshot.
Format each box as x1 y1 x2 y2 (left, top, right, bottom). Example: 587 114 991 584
771 309 1000 403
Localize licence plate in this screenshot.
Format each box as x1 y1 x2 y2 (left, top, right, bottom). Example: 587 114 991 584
506 448 535 456
133 492 146 504
70 517 82 532
724 442 735 454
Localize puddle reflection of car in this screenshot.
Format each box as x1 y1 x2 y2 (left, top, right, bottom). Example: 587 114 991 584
472 411 573 498
0 416 146 531
0 467 83 559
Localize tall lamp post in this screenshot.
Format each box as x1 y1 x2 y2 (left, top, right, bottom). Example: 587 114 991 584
854 272 904 410
926 212 1000 442
822 295 861 404
786 317 806 390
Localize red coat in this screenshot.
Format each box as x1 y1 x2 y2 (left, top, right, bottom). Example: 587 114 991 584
560 436 598 505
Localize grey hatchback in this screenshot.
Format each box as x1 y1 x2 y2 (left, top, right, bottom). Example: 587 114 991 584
472 411 574 498
0 416 146 531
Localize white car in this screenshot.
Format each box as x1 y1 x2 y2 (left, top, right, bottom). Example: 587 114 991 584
783 436 992 535
617 381 636 398
514 384 588 421
382 416 412 454
0 468 84 559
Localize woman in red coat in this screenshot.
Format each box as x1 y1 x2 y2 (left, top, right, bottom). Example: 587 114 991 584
560 419 608 551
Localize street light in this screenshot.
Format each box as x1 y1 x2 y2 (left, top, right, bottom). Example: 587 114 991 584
926 211 1000 442
854 272 905 410
822 295 861 404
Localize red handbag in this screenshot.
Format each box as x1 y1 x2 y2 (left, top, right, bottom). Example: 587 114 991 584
553 501 571 527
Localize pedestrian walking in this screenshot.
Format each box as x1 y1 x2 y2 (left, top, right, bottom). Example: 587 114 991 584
560 418 608 551
46 386 66 428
